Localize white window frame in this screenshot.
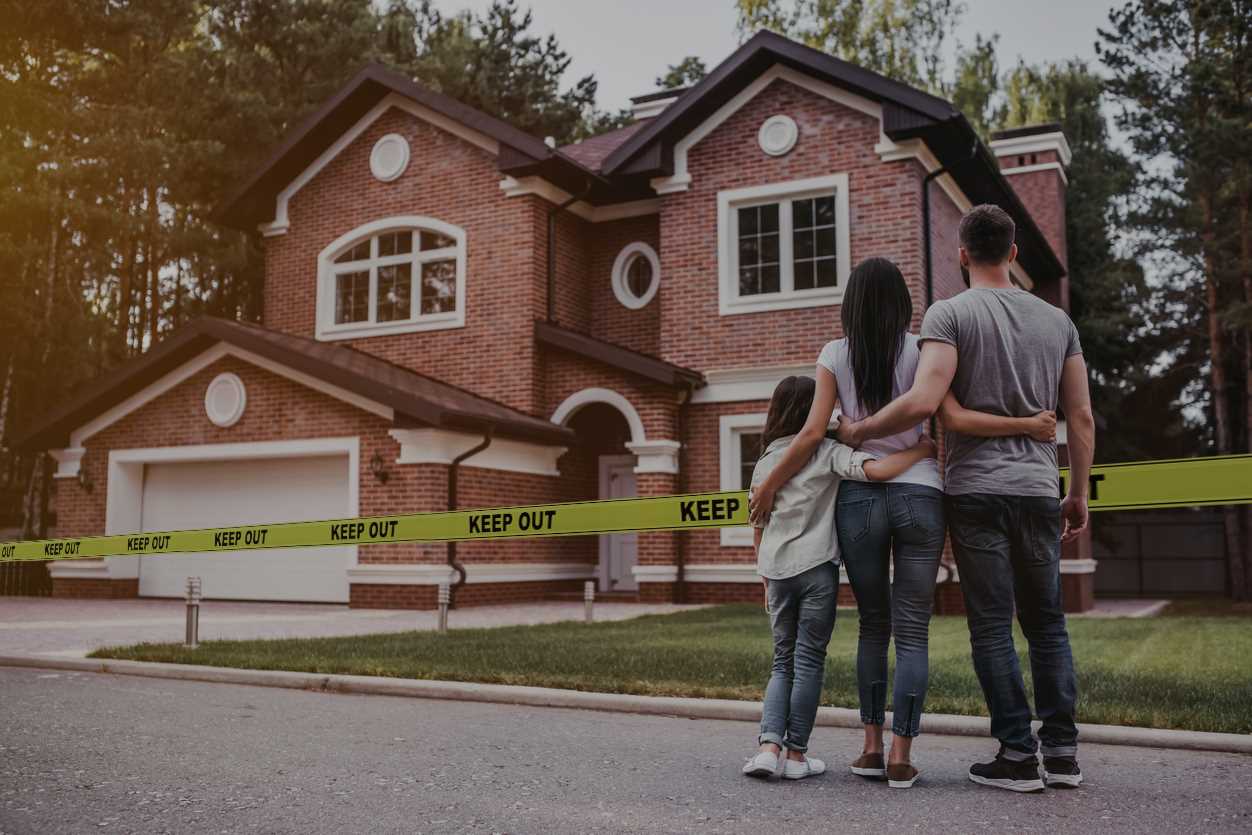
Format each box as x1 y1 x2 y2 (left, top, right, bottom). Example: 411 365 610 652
719 412 766 547
717 173 851 316
611 242 661 309
316 215 466 341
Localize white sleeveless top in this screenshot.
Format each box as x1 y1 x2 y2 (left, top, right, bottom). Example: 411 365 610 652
816 333 943 491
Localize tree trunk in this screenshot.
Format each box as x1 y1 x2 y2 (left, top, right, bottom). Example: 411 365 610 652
146 185 160 346
1239 179 1252 601
39 210 61 368
116 224 138 360
1201 193 1246 599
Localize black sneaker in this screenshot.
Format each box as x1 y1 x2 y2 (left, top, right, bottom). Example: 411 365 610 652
1043 756 1083 788
968 750 1045 793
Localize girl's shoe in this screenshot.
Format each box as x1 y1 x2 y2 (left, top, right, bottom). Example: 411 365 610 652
850 752 886 778
886 763 920 788
742 749 783 779
782 756 826 780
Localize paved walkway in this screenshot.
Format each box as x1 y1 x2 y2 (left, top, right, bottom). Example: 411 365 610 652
0 598 701 658
2 666 1248 834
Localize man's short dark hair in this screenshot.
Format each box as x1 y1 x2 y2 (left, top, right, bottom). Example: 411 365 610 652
959 204 1016 266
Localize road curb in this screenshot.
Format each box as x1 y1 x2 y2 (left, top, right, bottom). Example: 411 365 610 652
3 654 1249 755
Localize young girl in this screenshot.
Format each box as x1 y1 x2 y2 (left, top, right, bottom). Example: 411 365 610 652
742 375 936 780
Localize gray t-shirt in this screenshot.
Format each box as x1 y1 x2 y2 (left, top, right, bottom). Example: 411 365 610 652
920 287 1082 497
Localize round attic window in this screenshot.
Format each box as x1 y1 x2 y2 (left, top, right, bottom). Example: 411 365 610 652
370 133 410 182
204 372 247 428
758 115 798 156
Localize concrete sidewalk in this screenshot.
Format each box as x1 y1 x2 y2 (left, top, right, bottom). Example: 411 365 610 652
0 597 702 658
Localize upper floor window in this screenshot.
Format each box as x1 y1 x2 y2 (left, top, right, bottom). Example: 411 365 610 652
316 216 466 340
717 173 851 316
611 242 660 309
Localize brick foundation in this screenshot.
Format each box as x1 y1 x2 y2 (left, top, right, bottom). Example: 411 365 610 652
51 578 139 599
349 578 589 610
1061 571 1095 614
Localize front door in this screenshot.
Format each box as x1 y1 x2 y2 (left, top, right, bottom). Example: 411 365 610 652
598 455 638 591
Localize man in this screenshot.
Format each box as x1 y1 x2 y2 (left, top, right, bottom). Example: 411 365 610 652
836 204 1095 793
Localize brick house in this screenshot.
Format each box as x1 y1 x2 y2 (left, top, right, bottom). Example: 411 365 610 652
18 31 1094 611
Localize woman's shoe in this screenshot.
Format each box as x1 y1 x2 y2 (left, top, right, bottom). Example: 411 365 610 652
782 756 827 780
850 752 886 778
886 763 920 788
742 749 783 779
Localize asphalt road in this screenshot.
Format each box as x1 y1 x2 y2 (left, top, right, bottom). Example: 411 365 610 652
1 667 1249 834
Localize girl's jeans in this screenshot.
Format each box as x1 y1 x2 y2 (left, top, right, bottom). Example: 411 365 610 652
836 481 945 738
759 561 838 753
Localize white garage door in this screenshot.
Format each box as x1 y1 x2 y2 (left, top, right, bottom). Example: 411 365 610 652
137 455 352 602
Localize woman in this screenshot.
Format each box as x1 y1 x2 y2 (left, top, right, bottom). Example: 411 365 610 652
749 258 1054 788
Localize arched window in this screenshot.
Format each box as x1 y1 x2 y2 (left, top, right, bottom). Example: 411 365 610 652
316 216 466 340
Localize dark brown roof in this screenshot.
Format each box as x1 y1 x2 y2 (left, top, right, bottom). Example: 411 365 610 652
558 122 650 172
991 123 1064 141
13 318 573 451
535 321 704 389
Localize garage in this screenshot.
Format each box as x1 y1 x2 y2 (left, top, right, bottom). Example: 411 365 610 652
137 455 353 602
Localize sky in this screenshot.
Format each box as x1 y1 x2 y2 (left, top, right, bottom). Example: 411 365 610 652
447 0 1125 113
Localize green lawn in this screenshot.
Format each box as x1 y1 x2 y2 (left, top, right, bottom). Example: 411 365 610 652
91 606 1252 734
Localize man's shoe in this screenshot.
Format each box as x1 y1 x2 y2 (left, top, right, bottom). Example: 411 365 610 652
968 751 1045 793
782 756 827 780
850 752 886 778
886 763 920 789
1043 756 1083 788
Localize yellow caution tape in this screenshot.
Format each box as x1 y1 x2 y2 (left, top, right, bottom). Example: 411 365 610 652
2 455 1249 563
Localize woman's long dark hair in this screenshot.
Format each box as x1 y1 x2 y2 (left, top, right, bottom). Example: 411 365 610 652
840 257 913 415
760 376 816 452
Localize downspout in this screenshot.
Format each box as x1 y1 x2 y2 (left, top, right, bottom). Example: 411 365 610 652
547 179 595 324
447 425 494 608
674 385 695 604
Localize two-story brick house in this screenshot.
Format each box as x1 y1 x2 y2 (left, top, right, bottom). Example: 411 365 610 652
19 31 1093 611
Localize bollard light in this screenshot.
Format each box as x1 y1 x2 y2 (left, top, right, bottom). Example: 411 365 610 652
584 580 595 623
437 582 450 633
184 576 202 649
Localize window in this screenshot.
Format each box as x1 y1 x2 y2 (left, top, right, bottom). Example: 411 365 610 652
611 242 660 309
317 217 465 340
719 412 766 547
717 173 851 315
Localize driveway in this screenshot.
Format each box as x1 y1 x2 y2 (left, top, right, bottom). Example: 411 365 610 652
0 597 700 658
1 666 1249 834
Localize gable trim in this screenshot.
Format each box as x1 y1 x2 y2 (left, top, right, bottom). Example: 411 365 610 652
65 343 394 453
259 92 501 237
649 64 883 195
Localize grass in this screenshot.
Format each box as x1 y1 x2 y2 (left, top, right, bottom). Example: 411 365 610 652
91 605 1252 735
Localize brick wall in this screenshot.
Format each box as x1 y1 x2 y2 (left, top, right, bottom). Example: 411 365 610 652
585 214 662 356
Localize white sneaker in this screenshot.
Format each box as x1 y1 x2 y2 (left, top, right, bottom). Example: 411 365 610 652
782 756 827 780
742 750 783 779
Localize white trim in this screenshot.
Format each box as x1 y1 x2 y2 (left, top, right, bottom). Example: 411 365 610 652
316 215 467 341
758 114 798 156
876 136 976 217
631 95 678 120
685 563 760 584
719 412 766 546
203 372 247 428
387 428 565 476
49 447 86 479
259 93 499 236
988 131 1072 167
999 161 1069 185
498 177 663 222
632 564 679 583
550 388 647 445
650 64 882 194
347 562 596 586
611 242 661 309
47 560 112 580
717 173 851 315
1060 558 1097 574
369 133 410 182
65 343 393 451
691 364 813 405
624 440 681 475
89 437 361 583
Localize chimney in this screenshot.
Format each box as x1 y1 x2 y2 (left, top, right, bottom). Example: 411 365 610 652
988 124 1072 311
629 87 687 121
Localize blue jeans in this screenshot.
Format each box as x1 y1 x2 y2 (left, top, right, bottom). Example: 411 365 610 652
836 481 945 738
946 493 1079 760
760 561 839 753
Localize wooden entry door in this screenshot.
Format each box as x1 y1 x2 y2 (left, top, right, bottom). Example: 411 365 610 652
598 455 638 592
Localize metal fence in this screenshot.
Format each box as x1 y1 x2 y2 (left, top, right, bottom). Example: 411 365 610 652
1093 508 1229 597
